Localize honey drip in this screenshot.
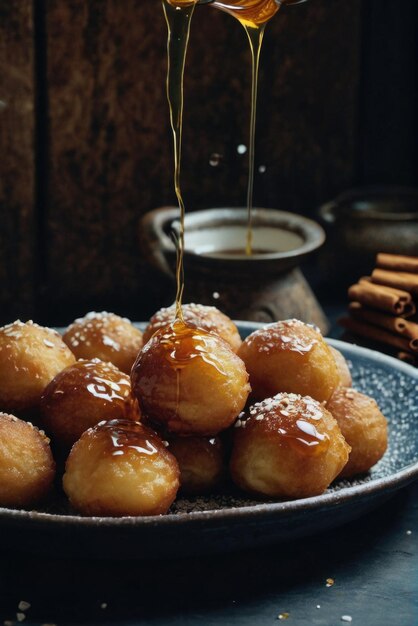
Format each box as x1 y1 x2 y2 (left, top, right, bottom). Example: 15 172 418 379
244 24 265 255
162 0 198 321
210 1 281 255
159 319 227 421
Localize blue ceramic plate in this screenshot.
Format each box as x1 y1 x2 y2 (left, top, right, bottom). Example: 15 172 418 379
0 322 417 559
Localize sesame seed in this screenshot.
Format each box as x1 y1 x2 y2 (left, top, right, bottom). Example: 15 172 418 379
17 602 30 612
277 613 289 620
16 614 25 623
326 577 335 587
341 616 352 623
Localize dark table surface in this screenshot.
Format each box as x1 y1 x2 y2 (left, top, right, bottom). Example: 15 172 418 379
1 308 417 626
0 481 417 626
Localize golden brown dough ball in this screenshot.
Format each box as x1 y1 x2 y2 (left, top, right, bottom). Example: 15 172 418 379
63 312 143 374
329 346 352 388
238 319 340 403
0 320 76 413
168 436 225 494
40 359 140 448
63 419 179 516
230 393 350 499
131 320 250 436
326 387 387 478
0 413 55 507
143 303 241 353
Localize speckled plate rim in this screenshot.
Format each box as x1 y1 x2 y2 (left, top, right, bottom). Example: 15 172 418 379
0 326 417 528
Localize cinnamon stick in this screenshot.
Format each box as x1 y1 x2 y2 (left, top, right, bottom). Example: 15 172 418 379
349 302 418 350
377 253 418 274
371 268 418 295
348 281 415 316
339 317 417 353
397 351 417 367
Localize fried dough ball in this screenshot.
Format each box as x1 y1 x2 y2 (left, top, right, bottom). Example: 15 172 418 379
63 419 179 516
40 359 140 448
63 312 143 374
143 303 242 353
327 387 388 478
168 436 225 494
237 319 340 403
0 320 76 413
329 346 352 388
0 413 55 507
230 393 350 499
132 321 250 436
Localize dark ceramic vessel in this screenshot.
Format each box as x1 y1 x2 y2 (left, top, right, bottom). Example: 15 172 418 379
140 207 328 332
319 186 418 282
0 324 417 560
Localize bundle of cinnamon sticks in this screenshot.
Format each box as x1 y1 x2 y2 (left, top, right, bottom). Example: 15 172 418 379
340 253 418 367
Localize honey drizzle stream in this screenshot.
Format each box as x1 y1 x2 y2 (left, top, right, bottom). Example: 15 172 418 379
162 0 197 322
244 23 266 255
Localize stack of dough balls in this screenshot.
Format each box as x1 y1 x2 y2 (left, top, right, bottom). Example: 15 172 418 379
0 310 389 515
233 319 387 497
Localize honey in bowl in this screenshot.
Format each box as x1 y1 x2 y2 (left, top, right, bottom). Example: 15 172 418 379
210 0 281 27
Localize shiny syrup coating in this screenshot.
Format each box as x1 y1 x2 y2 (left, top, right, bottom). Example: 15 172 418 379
235 393 331 456
155 320 228 375
95 419 165 458
40 359 140 447
46 359 136 406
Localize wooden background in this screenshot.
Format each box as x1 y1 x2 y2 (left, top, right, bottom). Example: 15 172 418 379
0 0 416 326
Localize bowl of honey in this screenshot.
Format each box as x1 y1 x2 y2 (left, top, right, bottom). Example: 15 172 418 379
140 206 328 331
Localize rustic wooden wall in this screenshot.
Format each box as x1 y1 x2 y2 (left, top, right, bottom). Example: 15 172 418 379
0 2 36 322
0 0 414 326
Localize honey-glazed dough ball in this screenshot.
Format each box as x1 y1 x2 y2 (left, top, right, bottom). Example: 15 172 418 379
329 346 352 388
230 393 350 499
238 319 340 403
327 387 387 478
63 419 179 516
143 304 241 353
132 321 250 436
168 436 225 494
63 312 143 374
0 413 55 507
0 320 76 413
40 359 140 448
